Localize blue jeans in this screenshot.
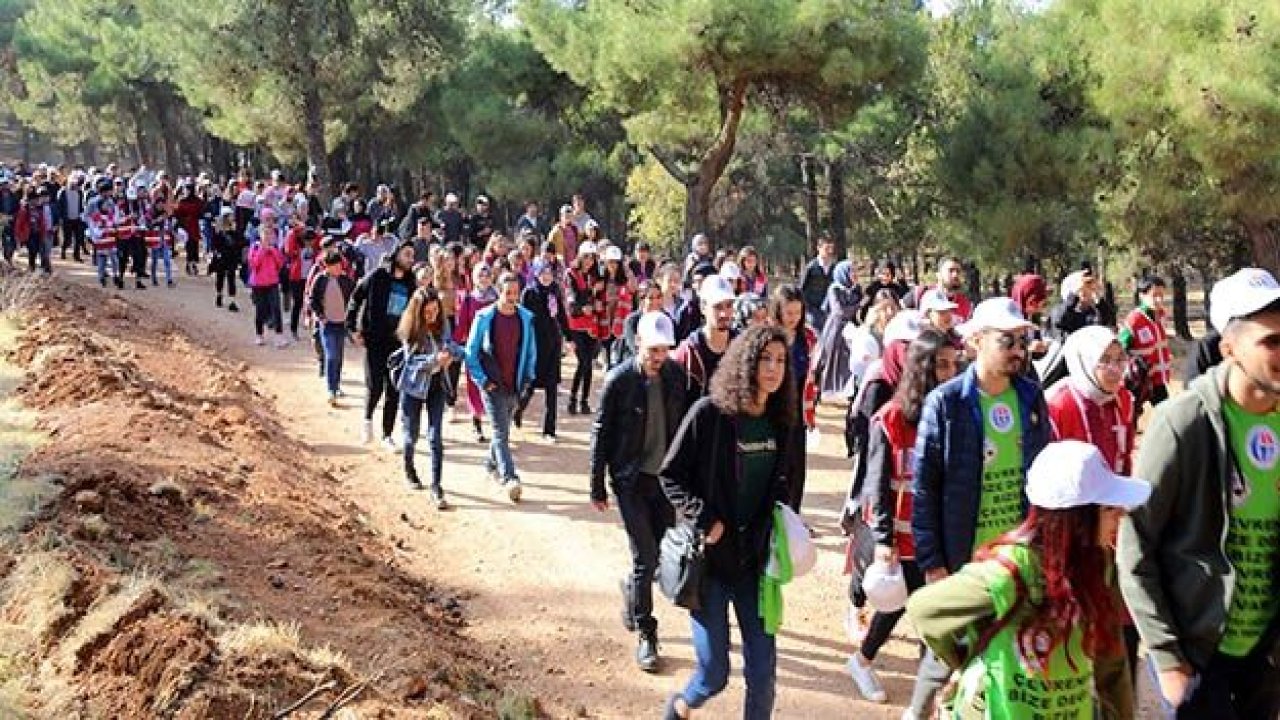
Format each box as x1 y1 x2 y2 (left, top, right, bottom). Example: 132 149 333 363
95 248 119 282
480 388 518 482
319 322 346 395
401 383 446 489
149 246 172 284
681 573 776 719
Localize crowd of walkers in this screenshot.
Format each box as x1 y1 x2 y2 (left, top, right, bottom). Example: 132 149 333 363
3 160 1278 720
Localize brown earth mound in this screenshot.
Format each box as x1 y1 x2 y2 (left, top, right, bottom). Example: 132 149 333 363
0 278 537 718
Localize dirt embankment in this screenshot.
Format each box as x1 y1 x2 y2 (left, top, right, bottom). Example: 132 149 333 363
0 274 537 719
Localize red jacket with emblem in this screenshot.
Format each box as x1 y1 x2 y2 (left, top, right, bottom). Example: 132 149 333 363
1045 380 1135 475
1121 306 1172 388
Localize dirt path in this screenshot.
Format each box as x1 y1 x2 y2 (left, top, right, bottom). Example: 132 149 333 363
49 260 928 718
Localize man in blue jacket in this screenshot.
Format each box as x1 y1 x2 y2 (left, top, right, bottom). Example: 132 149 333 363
466 271 537 502
903 297 1051 719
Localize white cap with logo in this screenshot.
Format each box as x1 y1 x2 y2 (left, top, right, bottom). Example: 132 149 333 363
862 559 909 613
920 289 959 314
1026 440 1151 510
699 275 737 306
1209 268 1280 333
883 309 923 345
956 297 1034 338
637 311 676 348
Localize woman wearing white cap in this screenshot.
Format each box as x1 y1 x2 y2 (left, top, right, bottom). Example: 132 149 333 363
599 243 635 370
905 441 1151 720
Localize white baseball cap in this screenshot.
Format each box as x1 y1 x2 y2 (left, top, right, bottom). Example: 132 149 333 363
719 260 743 282
699 275 737 306
637 311 676 348
1026 440 1151 510
883 309 923 345
956 297 1033 338
577 241 598 256
920 289 959 314
1209 268 1280 333
862 559 909 613
603 245 623 262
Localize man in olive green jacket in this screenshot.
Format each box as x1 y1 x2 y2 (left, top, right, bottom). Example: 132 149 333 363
1118 268 1280 719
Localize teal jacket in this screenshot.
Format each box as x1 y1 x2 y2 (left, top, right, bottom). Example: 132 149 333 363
464 304 537 394
1118 363 1280 672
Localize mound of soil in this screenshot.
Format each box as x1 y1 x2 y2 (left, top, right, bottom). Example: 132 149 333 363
0 280 533 718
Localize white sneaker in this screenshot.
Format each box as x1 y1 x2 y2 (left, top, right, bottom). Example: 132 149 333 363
254 336 265 346
901 711 919 720
542 434 557 444
359 420 372 445
847 654 887 703
381 436 397 453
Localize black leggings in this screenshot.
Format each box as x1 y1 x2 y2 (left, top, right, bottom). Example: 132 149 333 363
570 331 599 401
364 341 399 437
215 257 238 298
287 279 305 334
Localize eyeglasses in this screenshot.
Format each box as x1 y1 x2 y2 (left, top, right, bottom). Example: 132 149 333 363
990 332 1030 351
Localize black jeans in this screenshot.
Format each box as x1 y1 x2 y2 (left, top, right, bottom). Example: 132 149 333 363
119 237 147 278
1161 647 1280 719
570 330 599 402
364 340 399 438
215 255 238 298
62 219 87 260
616 473 675 634
251 286 283 335
860 558 924 661
286 279 305 334
518 384 558 436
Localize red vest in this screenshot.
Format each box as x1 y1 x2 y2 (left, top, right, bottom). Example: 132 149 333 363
1124 307 1172 387
872 401 918 559
1045 380 1135 475
567 269 602 338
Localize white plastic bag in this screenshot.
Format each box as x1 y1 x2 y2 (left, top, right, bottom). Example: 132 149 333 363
767 502 817 579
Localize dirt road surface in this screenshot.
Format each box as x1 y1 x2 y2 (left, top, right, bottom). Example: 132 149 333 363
47 258 1128 719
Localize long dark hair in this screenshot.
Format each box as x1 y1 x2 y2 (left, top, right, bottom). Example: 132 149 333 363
710 325 797 424
980 505 1119 670
894 328 951 424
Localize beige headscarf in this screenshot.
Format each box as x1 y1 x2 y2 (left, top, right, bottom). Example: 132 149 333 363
1063 325 1120 403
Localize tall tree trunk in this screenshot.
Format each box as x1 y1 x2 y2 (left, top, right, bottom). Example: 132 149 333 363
825 157 847 259
800 154 819 255
1243 219 1280 279
1170 264 1192 340
300 80 332 208
686 76 749 241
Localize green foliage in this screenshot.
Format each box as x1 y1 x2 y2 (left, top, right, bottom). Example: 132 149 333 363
627 154 687 255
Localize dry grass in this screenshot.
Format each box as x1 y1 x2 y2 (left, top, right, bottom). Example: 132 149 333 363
0 272 40 318
219 621 351 673
57 570 163 673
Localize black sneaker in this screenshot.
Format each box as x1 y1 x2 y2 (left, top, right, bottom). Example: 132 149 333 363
580 400 592 415
637 629 660 673
567 399 579 415
113 276 124 289
228 301 239 313
216 295 223 308
513 409 523 429
135 280 146 289
99 277 106 288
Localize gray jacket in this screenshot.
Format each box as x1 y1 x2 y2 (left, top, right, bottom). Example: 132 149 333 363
1118 363 1280 672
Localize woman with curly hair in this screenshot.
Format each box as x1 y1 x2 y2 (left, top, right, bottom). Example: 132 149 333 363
906 440 1150 719
659 325 803 720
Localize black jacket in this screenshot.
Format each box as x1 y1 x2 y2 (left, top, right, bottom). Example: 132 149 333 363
1184 330 1221 382
660 397 798 584
309 274 355 323
1050 293 1117 337
521 281 570 388
589 358 689 500
345 265 415 345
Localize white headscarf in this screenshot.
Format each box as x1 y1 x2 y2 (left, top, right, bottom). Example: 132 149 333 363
1063 325 1120 403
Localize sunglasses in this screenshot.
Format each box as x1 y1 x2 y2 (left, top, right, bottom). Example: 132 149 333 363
990 331 1030 350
